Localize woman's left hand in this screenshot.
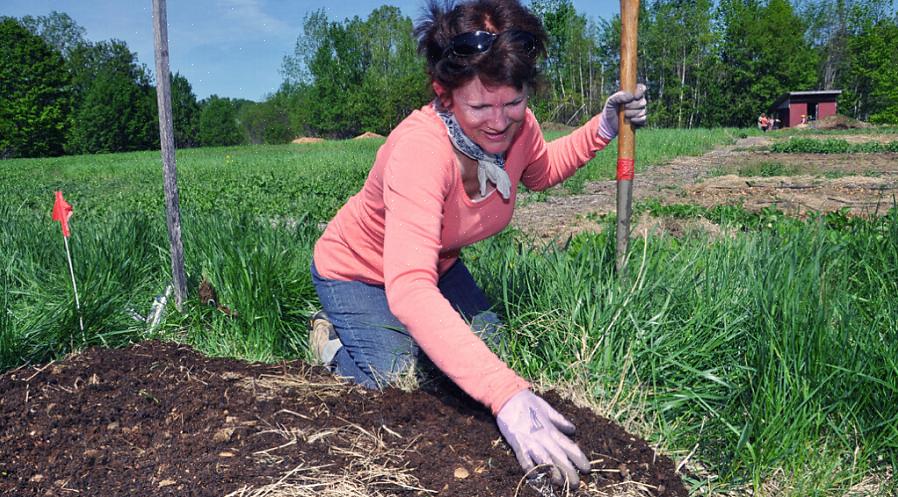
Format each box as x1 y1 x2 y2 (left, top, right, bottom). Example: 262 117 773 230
597 83 647 141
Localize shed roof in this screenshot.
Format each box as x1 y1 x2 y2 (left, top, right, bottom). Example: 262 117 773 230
772 90 842 109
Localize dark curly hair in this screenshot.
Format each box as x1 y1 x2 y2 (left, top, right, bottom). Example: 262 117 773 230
414 0 548 93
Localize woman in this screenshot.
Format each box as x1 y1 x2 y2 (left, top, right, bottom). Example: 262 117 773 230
310 0 646 486
758 112 769 132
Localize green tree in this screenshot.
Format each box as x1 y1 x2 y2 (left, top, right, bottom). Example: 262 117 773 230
842 15 898 122
0 17 72 158
530 0 604 124
282 9 329 87
637 0 716 128
864 17 898 123
281 10 328 136
66 40 158 154
308 17 368 136
711 0 817 126
278 82 316 137
801 0 849 90
19 11 86 59
238 98 293 144
171 72 200 148
198 95 243 146
282 7 428 137
351 6 428 134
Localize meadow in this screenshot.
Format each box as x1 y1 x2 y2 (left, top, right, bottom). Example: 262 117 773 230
2 126 897 495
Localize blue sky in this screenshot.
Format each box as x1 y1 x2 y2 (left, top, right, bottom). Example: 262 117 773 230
2 1 619 102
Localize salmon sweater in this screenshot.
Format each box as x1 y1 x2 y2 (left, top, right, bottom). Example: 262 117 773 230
313 104 609 415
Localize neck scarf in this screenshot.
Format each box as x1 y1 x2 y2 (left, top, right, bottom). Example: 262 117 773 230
433 100 512 200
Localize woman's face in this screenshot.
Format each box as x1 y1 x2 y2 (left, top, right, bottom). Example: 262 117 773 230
443 77 528 155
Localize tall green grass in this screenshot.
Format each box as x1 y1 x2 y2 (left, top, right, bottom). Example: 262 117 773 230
0 204 322 368
468 211 898 493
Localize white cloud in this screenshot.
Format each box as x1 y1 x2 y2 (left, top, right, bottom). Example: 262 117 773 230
221 0 292 37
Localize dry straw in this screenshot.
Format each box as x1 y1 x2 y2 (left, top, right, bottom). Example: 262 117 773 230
227 421 432 497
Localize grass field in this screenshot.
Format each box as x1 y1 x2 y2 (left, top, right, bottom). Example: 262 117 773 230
2 126 897 495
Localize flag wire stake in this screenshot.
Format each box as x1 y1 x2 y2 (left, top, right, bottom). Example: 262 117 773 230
62 235 84 334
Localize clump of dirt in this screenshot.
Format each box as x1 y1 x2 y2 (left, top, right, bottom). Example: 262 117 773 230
291 137 325 144
354 131 385 139
0 341 688 497
812 114 873 130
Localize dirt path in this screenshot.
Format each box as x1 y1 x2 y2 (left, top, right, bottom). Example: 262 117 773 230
512 134 898 241
0 342 688 497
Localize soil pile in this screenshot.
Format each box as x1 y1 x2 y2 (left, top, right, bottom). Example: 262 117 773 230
812 114 872 130
0 341 687 497
354 132 385 139
291 137 325 144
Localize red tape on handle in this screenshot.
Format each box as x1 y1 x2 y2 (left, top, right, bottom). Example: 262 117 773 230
617 158 635 181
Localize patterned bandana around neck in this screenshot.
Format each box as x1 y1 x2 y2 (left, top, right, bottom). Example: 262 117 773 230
433 99 512 200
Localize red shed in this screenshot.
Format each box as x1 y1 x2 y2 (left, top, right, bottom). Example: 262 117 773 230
770 90 842 128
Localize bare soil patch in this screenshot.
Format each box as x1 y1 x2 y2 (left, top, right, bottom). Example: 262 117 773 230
512 134 898 240
0 341 688 497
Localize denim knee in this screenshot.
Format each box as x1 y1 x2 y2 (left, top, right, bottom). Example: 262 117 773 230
470 310 505 352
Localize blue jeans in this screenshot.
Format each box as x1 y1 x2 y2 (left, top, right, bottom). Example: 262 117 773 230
310 259 503 388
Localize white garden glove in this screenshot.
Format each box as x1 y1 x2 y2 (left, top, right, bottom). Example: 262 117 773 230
597 83 648 141
496 389 590 487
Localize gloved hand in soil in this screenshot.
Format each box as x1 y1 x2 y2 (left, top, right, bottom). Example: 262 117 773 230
496 389 590 487
597 83 648 141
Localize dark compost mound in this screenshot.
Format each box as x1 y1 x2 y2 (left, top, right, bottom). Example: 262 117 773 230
0 341 687 496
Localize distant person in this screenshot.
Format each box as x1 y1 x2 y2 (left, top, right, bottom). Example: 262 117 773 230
758 112 769 132
307 0 647 488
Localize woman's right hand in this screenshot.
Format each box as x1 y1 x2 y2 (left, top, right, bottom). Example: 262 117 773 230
496 389 591 487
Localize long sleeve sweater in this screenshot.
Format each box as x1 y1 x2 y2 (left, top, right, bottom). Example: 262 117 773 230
313 103 609 414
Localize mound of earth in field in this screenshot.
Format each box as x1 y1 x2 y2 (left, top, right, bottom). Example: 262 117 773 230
812 114 872 130
0 341 688 497
291 136 325 144
354 131 385 139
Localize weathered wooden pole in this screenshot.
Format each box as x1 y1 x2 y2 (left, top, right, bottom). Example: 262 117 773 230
151 0 187 310
616 0 639 276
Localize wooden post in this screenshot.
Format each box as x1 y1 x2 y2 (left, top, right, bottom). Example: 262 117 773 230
616 0 639 276
152 0 187 309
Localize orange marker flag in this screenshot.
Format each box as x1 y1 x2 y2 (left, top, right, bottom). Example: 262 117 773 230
51 190 84 332
52 191 74 237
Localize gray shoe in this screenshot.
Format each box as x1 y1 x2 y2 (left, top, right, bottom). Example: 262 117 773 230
308 310 341 366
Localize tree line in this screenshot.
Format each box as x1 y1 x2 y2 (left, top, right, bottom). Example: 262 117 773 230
2 0 896 159
0 13 255 158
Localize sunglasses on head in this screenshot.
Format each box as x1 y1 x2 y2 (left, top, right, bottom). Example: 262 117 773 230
445 30 537 58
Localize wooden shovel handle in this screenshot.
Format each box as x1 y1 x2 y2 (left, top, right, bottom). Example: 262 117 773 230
618 0 639 170
616 0 639 275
